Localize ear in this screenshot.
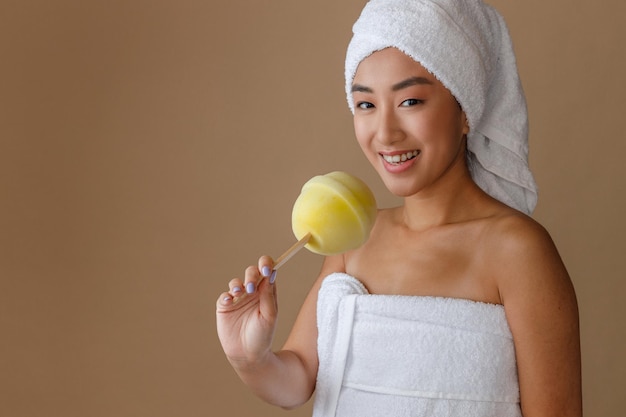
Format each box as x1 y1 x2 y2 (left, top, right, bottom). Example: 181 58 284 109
461 111 470 135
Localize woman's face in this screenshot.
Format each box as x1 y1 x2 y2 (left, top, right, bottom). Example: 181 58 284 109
351 47 469 198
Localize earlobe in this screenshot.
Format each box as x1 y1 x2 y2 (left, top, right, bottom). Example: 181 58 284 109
461 112 470 135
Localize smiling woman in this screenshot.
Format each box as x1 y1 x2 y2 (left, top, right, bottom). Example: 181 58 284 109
2 0 623 416
351 48 469 195
215 1 582 416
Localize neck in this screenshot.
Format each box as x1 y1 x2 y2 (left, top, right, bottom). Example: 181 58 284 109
399 159 485 231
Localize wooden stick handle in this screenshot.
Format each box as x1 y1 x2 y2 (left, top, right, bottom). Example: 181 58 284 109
273 233 311 271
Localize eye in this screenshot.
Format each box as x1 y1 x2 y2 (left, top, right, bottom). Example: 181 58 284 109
400 98 423 107
356 101 375 110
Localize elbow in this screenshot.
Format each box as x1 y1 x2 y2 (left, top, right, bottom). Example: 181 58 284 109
277 384 315 410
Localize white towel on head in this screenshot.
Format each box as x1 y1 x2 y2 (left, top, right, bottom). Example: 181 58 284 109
345 0 538 214
313 272 522 417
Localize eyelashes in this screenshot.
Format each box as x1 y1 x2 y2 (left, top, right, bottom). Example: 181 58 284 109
401 98 424 106
355 98 424 110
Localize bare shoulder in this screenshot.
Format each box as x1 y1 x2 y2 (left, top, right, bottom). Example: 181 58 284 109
482 210 568 293
483 209 554 254
484 210 582 415
480 206 578 314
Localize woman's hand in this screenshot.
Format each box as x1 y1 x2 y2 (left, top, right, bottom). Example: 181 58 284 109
215 256 278 369
214 254 337 408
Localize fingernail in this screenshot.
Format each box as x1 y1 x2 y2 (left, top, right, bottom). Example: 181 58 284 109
246 282 255 294
261 266 271 277
269 270 277 284
223 295 232 303
232 286 242 294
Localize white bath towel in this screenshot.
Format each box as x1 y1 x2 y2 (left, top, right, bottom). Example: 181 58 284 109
345 0 537 215
313 273 521 417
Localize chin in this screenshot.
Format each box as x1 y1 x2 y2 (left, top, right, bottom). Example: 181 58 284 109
381 178 419 198
390 189 418 198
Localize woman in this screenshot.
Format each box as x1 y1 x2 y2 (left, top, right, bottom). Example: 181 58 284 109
216 0 582 416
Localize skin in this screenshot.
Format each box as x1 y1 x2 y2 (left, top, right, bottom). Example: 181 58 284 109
216 47 582 416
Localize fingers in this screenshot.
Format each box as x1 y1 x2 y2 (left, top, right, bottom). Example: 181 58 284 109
258 255 276 284
246 256 277 294
216 256 278 310
216 290 234 309
215 277 248 310
243 265 262 294
259 275 278 320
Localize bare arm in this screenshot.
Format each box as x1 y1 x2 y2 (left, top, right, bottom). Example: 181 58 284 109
215 254 343 409
495 218 582 416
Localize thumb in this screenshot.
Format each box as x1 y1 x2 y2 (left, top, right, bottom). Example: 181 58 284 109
258 271 278 322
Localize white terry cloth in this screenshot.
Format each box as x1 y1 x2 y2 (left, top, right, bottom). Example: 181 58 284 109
313 272 521 417
345 0 538 215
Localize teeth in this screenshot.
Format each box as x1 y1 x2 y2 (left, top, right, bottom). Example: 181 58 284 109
383 150 420 164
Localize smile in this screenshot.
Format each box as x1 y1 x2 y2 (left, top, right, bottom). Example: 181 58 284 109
382 150 420 165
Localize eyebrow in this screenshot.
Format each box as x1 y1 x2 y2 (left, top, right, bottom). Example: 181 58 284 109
392 76 433 90
351 76 433 94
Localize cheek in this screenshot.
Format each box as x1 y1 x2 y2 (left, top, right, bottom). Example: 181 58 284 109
353 119 370 148
353 120 381 166
420 108 465 141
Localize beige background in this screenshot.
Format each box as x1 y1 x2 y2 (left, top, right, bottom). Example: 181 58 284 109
1 1 624 416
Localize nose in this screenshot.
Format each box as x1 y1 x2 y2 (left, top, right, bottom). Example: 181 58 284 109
374 107 405 145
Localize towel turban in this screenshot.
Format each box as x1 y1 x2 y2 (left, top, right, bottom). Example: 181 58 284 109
345 0 538 214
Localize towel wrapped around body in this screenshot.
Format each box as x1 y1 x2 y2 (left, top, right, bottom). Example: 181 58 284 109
312 272 521 417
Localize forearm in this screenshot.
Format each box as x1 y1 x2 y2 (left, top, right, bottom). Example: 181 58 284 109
229 349 315 409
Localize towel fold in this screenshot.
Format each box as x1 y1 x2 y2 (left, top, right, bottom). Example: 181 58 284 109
345 0 537 214
313 272 521 417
